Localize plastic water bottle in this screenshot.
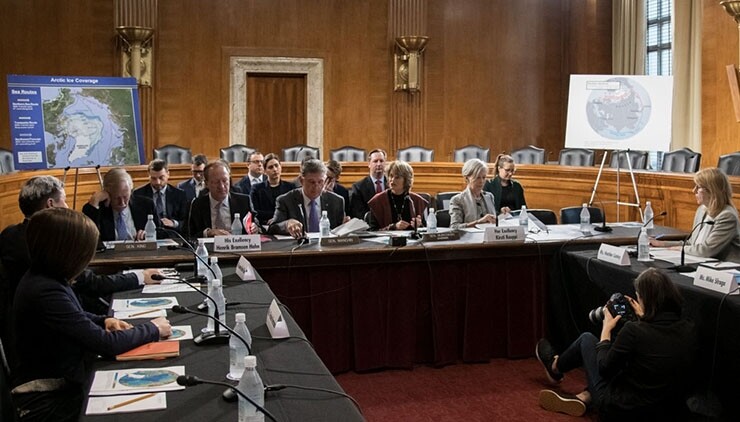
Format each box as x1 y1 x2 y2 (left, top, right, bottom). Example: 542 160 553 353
237 356 264 422
580 203 590 231
319 210 331 237
210 256 223 281
228 313 253 380
637 227 650 261
643 201 654 230
207 278 227 334
231 212 243 235
195 239 209 278
519 206 528 227
145 214 157 241
427 208 437 233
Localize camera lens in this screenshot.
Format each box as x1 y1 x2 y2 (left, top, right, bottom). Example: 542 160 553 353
588 306 604 324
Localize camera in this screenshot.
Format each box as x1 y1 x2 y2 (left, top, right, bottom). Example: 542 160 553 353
588 293 636 325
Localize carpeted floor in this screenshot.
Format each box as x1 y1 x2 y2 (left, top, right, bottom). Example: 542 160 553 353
335 358 597 421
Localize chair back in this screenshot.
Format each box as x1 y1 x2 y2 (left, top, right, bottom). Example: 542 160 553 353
453 145 490 163
560 206 604 224
220 144 255 163
435 192 459 210
516 209 557 225
660 148 701 173
330 146 366 162
717 152 740 176
558 148 594 167
153 144 192 164
0 149 15 174
511 145 546 164
283 145 320 162
610 150 648 170
397 146 434 162
436 209 451 228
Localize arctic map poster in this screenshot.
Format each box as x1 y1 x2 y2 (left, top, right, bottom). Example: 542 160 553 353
565 75 672 152
7 75 145 170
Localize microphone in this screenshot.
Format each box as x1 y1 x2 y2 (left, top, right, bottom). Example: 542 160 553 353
295 198 309 245
406 195 421 240
672 219 715 273
171 305 253 353
176 375 276 421
589 192 612 233
186 196 197 241
172 304 233 345
643 210 667 228
159 275 229 345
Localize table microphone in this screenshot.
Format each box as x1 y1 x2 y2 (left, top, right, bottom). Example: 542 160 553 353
643 210 667 228
296 201 310 245
176 375 276 421
406 195 421 240
590 192 612 233
672 219 714 273
162 276 231 345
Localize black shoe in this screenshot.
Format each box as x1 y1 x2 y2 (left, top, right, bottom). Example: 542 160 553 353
535 338 563 384
539 389 586 416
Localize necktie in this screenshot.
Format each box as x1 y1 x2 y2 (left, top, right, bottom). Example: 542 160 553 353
155 191 165 217
213 201 225 230
375 180 382 194
115 212 129 240
308 200 319 232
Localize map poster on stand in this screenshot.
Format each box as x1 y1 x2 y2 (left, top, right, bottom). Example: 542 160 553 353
7 75 145 170
564 75 673 152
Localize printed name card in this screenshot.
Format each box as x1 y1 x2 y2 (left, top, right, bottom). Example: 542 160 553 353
213 234 261 253
597 243 630 266
115 241 157 251
694 266 738 295
235 256 256 281
484 226 525 243
422 231 461 242
320 236 360 247
266 299 289 339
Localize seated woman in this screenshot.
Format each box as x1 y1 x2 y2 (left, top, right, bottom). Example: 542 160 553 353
650 167 740 262
483 154 527 215
449 158 497 229
11 208 171 422
535 268 697 419
367 160 428 231
250 153 295 225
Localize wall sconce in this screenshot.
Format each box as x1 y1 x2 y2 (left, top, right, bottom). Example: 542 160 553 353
116 26 154 86
720 1 740 121
394 36 429 93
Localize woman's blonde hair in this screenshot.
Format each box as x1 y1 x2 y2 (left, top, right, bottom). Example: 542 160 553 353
462 158 489 180
694 167 735 217
386 160 414 191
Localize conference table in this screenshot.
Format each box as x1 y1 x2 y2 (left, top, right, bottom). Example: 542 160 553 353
80 268 364 422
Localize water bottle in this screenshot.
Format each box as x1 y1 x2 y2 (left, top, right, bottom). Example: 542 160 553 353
637 227 650 261
207 278 227 334
145 214 156 242
228 313 253 380
643 201 654 230
426 208 437 233
579 203 590 231
519 206 528 227
195 239 209 278
237 356 264 422
231 212 243 235
210 256 223 282
319 210 331 237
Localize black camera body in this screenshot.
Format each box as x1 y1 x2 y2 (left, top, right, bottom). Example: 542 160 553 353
588 293 636 325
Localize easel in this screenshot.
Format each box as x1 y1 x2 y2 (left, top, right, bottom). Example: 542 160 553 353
589 149 643 222
62 165 104 209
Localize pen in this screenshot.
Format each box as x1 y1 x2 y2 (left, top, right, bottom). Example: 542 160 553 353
654 234 666 240
111 372 118 389
129 308 163 317
107 392 157 411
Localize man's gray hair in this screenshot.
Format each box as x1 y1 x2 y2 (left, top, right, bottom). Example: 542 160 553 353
300 158 327 177
103 167 133 192
19 175 65 217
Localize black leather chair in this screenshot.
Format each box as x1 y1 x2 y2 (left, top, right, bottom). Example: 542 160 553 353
330 146 366 162
153 144 192 164
282 144 320 162
436 209 451 228
435 192 459 210
660 148 701 173
717 151 740 176
417 192 433 208
510 208 558 225
558 148 595 167
220 144 256 163
560 206 604 224
610 150 648 170
453 145 490 163
511 145 546 164
397 146 434 162
0 148 15 174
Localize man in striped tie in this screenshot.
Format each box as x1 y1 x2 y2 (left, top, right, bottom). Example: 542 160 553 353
133 158 189 234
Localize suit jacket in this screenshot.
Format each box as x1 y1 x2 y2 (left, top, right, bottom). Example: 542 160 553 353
251 180 295 225
81 196 159 241
234 175 265 196
268 189 345 235
483 176 526 214
449 188 496 229
177 178 202 203
685 204 740 262
189 192 255 237
333 183 351 215
133 183 189 232
367 191 428 230
12 270 159 387
349 176 387 219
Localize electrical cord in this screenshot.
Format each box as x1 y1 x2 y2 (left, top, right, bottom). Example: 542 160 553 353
265 383 363 416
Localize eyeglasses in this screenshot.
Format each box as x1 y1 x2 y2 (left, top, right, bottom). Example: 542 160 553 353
191 170 204 174
250 160 264 165
501 167 516 174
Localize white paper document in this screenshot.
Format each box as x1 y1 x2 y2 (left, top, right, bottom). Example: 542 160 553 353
142 284 201 294
89 366 186 396
111 297 179 312
649 248 717 265
164 325 193 342
331 217 370 236
85 392 167 415
114 309 168 319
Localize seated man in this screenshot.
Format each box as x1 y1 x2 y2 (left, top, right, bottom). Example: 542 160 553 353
134 158 189 234
268 158 345 238
189 159 261 237
83 167 159 241
233 151 265 195
349 148 387 219
177 153 208 202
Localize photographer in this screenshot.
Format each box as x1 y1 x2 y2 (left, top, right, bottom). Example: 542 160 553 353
535 268 697 419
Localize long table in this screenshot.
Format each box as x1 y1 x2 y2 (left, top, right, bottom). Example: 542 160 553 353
548 248 740 419
80 269 363 421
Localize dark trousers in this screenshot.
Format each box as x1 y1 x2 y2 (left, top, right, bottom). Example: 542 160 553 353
13 384 83 422
555 332 607 408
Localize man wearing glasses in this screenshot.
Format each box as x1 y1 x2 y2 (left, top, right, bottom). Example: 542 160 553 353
178 154 208 202
234 151 265 195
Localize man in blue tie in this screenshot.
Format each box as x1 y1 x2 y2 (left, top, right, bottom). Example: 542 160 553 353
268 158 346 238
134 158 189 234
349 148 387 219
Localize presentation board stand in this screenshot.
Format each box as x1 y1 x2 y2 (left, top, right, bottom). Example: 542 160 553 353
62 165 104 209
589 150 643 222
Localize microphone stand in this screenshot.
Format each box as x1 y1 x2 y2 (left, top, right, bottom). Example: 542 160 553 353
589 192 612 233
672 220 714 273
406 194 421 240
176 375 276 421
157 276 230 345
296 199 310 245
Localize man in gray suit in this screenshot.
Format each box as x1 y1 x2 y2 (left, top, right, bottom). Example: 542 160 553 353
269 158 345 238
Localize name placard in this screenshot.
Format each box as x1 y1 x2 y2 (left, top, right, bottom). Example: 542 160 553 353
422 231 461 242
235 256 256 281
694 266 739 295
266 299 289 339
320 236 360 247
115 241 157 251
597 243 630 266
213 234 261 253
484 226 525 243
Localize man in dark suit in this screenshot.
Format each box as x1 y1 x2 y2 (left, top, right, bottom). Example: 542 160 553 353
269 158 345 238
189 159 261 237
134 158 189 234
82 167 159 241
177 153 208 202
233 151 265 195
349 148 387 219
